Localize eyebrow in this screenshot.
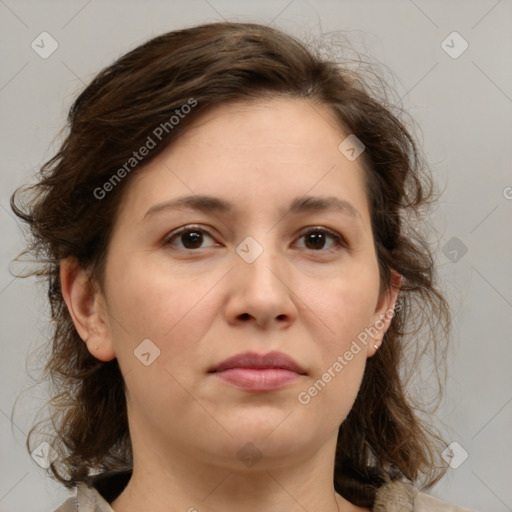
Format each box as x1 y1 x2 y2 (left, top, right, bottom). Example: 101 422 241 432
144 194 362 221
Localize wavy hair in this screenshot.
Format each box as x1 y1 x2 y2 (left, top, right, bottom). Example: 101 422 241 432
11 21 451 508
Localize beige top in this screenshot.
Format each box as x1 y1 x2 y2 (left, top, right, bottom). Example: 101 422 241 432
52 471 477 512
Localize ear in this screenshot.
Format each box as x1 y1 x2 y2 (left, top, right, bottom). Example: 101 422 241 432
367 270 402 357
60 257 116 362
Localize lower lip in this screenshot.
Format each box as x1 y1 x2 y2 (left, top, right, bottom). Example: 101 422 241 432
213 368 302 391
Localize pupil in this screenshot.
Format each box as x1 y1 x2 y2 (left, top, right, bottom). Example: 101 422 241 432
306 232 325 250
183 231 202 249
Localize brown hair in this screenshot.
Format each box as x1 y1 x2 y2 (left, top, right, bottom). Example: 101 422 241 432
11 21 450 508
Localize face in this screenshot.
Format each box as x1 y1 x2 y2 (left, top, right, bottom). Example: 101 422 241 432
76 97 399 470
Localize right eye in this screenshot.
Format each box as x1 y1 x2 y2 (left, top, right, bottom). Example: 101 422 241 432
164 225 220 250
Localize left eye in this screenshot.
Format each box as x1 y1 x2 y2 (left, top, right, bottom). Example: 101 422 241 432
295 228 346 251
165 226 346 252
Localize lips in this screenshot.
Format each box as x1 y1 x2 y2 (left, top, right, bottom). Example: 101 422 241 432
209 351 306 391
209 351 306 374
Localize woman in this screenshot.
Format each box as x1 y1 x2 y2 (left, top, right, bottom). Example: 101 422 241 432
11 21 474 512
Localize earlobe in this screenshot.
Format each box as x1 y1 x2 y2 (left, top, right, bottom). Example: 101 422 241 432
59 257 116 361
368 270 402 356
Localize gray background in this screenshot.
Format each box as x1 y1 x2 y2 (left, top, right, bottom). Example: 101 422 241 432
1 1 511 511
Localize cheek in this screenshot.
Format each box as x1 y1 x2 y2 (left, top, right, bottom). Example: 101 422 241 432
103 255 219 421
293 266 378 422
106 250 194 336
295 324 368 436
320 267 379 350
104 251 221 373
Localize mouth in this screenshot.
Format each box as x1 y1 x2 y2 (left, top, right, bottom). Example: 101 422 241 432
208 351 307 391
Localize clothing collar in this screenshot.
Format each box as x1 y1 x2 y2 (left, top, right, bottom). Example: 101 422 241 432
76 470 132 511
71 470 419 512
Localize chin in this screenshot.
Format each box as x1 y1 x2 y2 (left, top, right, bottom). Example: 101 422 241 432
203 411 318 467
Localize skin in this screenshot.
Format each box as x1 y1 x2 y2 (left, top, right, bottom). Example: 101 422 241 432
61 97 401 512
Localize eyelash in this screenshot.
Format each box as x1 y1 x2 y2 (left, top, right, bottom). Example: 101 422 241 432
164 225 349 253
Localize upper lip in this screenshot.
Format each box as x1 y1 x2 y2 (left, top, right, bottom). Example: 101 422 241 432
209 351 307 375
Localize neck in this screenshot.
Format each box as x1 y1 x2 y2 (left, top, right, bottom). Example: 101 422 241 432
110 430 367 512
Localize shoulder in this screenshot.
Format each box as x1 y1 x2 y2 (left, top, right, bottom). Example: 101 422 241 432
52 496 76 512
52 481 117 512
51 470 131 511
373 480 477 512
414 491 477 512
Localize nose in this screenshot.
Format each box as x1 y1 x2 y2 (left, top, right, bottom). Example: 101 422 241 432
224 240 297 330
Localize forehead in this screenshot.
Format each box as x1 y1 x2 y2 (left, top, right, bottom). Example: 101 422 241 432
117 97 371 224
176 97 345 157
